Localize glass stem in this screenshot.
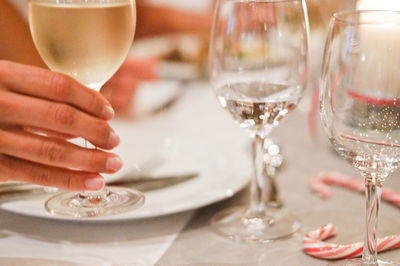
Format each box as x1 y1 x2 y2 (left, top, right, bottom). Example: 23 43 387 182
80 84 107 201
249 135 268 215
265 167 283 209
80 140 107 200
362 175 383 265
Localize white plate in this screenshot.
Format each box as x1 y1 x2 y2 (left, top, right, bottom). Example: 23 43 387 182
0 86 251 222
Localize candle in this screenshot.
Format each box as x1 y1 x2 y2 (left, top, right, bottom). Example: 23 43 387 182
357 0 400 11
351 4 400 99
340 3 400 131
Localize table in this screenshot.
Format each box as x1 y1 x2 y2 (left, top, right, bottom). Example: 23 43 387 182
1 82 400 266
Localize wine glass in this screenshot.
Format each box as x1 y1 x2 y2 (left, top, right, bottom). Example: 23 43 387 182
28 0 144 218
209 0 309 242
320 10 400 265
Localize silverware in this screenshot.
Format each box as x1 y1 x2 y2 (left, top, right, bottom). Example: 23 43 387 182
0 172 198 201
148 87 185 115
0 154 168 192
107 172 198 191
146 80 190 116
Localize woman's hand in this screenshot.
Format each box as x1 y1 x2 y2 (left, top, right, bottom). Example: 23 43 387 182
102 57 159 115
0 61 122 191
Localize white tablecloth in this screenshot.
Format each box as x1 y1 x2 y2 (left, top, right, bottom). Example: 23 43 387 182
1 82 400 265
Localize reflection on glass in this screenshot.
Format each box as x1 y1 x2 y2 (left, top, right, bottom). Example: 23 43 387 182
209 0 309 242
320 10 400 265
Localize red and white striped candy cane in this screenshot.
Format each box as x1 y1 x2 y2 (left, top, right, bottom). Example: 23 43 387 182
303 224 400 260
310 171 400 207
305 172 400 260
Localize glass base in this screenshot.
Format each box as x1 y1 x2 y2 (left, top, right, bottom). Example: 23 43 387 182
45 186 145 218
210 206 301 243
328 259 397 265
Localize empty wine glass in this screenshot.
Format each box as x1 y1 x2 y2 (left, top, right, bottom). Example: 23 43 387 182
320 10 400 265
209 0 309 242
28 0 144 218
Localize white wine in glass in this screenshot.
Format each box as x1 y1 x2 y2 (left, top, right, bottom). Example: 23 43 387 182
216 82 302 133
29 0 144 218
30 0 134 89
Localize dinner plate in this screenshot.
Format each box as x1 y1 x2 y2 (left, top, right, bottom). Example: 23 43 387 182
0 87 251 222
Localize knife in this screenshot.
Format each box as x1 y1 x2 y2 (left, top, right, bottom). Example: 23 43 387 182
108 172 198 191
0 173 198 202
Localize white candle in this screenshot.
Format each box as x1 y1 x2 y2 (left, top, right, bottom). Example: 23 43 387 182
357 0 400 11
352 2 400 98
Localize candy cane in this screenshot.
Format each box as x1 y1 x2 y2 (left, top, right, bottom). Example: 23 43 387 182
310 172 400 207
305 172 400 260
303 224 400 260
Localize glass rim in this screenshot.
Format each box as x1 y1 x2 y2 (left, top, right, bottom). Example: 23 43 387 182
333 10 400 25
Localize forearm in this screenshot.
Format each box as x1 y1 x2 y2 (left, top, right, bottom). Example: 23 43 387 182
0 1 46 68
135 1 212 38
0 1 212 66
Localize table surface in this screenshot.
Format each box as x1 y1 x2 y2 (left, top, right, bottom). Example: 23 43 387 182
1 82 400 266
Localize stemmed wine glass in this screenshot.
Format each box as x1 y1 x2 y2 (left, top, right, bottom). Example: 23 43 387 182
209 0 309 242
28 0 144 217
320 10 400 265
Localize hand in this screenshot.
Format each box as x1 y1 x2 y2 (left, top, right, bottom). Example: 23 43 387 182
0 61 122 191
102 57 159 115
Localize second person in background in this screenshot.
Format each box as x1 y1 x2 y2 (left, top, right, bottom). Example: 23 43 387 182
0 0 214 113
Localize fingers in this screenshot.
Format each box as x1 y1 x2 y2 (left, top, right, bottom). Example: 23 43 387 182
0 90 119 149
0 61 115 120
24 126 76 139
102 57 159 113
0 129 122 174
0 155 104 191
109 87 136 114
104 75 137 113
112 57 159 80
0 61 123 191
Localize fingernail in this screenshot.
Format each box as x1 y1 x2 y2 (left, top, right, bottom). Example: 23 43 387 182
85 177 104 190
106 156 123 171
108 131 120 147
102 105 115 120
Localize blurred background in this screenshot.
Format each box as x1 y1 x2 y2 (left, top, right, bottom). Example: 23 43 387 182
6 0 400 118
